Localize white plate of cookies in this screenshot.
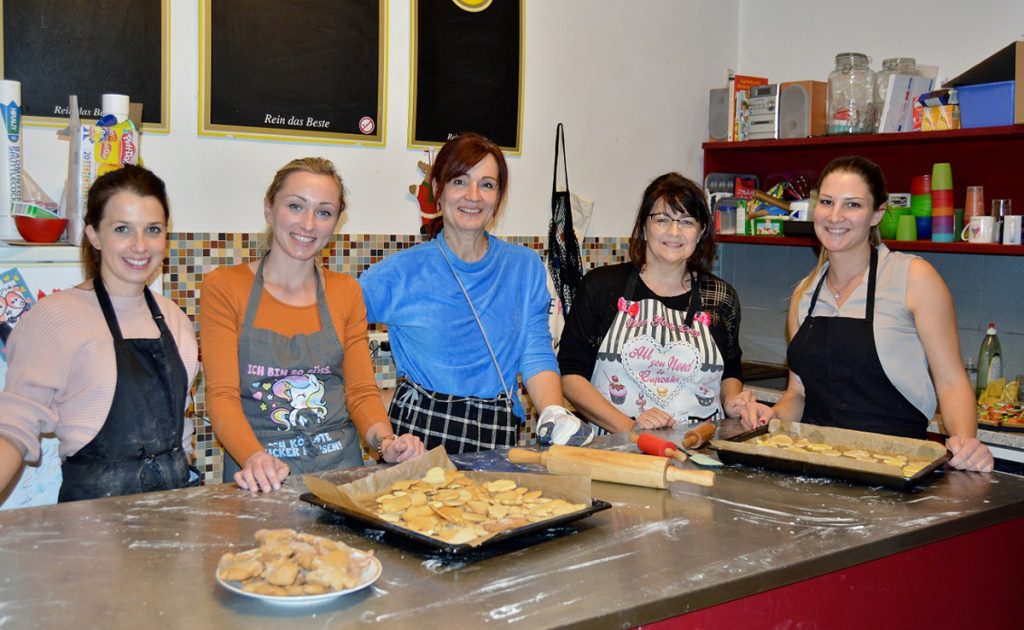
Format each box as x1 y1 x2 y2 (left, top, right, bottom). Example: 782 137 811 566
216 528 381 605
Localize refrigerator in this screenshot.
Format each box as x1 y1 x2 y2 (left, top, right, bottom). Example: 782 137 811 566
0 243 161 510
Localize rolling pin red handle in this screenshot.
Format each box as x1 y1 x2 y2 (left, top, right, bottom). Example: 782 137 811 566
630 433 687 463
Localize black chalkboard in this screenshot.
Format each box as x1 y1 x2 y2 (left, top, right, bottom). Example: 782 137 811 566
0 0 167 129
201 0 384 144
411 0 523 152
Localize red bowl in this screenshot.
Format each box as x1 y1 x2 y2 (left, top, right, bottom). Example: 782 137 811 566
15 215 69 243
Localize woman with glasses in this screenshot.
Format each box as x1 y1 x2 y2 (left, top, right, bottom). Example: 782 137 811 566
558 172 772 433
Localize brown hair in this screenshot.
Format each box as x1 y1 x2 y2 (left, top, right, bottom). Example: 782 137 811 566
627 172 716 278
81 165 170 281
261 157 346 252
795 155 888 297
425 132 509 240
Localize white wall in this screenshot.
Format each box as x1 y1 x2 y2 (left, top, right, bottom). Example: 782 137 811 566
737 0 1024 86
20 0 739 238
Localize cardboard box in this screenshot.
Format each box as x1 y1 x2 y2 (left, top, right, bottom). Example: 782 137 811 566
946 40 1024 125
917 104 961 131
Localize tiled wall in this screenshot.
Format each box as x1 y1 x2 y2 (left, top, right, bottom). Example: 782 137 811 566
167 232 631 484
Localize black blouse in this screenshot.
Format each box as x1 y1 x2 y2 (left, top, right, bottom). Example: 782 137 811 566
557 262 744 382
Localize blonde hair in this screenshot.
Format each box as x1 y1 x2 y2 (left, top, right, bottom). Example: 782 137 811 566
260 157 346 253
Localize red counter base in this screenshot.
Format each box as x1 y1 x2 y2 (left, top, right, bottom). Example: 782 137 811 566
645 517 1024 628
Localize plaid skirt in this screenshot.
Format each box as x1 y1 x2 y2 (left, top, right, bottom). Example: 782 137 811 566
387 379 518 454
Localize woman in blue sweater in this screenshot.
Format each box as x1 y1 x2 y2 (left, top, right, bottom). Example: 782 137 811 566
359 133 591 453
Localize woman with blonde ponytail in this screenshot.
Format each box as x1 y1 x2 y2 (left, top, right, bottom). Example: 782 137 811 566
774 156 992 472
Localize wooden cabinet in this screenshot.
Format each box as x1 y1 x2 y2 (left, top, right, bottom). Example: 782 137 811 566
703 125 1024 256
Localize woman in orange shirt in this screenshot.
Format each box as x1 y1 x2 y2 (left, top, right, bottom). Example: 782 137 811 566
200 158 423 493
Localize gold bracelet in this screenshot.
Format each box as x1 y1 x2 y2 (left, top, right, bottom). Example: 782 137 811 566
375 434 396 460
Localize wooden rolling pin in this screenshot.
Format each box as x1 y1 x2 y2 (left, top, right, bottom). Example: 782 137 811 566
508 445 714 489
629 433 687 463
683 422 718 449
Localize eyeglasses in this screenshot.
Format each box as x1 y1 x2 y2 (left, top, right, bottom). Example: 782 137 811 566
648 213 701 232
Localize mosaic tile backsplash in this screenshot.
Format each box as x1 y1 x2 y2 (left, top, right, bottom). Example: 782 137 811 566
167 232 630 484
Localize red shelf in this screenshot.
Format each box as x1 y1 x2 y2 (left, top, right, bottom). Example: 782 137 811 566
702 125 1024 152
703 125 1024 215
717 234 1024 256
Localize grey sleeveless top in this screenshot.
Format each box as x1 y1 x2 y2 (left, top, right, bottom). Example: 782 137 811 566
797 244 936 419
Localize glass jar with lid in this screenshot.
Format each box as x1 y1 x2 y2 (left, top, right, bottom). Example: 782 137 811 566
827 52 875 135
874 57 921 131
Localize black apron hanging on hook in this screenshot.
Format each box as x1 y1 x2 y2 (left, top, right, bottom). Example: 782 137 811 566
548 123 584 316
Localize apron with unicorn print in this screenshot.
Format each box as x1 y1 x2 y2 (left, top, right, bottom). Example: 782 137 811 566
590 270 724 422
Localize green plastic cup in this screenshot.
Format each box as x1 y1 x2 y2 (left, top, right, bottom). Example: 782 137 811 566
931 162 953 191
896 214 917 241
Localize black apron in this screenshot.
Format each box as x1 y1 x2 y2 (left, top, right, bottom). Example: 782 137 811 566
59 279 191 502
787 247 928 438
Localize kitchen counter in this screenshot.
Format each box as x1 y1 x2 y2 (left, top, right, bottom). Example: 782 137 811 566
1 425 1021 628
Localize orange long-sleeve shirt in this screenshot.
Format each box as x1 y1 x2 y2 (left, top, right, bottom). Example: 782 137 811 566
198 264 386 466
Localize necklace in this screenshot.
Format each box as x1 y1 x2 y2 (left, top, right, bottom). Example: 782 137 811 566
825 265 866 302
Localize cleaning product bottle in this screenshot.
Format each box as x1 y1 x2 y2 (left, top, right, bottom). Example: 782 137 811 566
976 323 1002 398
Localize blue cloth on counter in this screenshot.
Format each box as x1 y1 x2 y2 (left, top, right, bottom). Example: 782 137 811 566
359 231 557 420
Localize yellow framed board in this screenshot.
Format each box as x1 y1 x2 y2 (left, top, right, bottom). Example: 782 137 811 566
0 0 170 131
409 0 523 153
199 0 387 146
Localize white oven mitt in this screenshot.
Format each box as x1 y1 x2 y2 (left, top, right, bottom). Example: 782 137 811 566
536 405 594 447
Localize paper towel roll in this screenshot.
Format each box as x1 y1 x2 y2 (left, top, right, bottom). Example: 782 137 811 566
0 79 22 240
101 93 130 123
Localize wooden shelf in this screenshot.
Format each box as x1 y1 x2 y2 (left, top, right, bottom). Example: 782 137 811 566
717 234 1024 256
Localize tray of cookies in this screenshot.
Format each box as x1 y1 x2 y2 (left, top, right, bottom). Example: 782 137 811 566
710 419 950 491
302 447 611 554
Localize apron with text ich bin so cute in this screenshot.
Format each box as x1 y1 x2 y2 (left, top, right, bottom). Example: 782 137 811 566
590 271 724 427
224 258 360 482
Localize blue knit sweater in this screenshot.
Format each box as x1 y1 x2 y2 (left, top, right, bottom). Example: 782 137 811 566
359 231 557 420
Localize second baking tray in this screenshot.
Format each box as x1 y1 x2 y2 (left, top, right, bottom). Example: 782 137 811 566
301 493 611 555
712 421 950 491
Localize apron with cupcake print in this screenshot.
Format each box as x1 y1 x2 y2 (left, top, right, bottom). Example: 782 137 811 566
590 270 724 423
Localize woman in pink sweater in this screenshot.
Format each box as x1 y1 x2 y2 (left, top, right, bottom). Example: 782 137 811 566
0 165 199 502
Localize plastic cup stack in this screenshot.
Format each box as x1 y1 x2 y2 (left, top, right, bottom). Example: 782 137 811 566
910 174 932 240
930 163 954 242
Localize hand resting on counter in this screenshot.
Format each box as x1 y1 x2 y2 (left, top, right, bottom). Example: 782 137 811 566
236 451 290 493
634 408 676 430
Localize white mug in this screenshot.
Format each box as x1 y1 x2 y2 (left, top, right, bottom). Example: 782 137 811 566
962 215 996 243
1003 215 1023 245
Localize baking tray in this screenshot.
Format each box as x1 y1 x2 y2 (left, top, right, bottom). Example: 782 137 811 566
301 493 611 555
979 422 1024 433
712 422 951 492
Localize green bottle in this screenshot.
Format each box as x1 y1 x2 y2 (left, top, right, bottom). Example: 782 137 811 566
976 322 1002 398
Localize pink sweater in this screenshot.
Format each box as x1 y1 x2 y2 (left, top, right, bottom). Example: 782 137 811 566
0 287 199 462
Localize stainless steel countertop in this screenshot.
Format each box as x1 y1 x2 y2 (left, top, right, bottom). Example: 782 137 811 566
2 425 1022 629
